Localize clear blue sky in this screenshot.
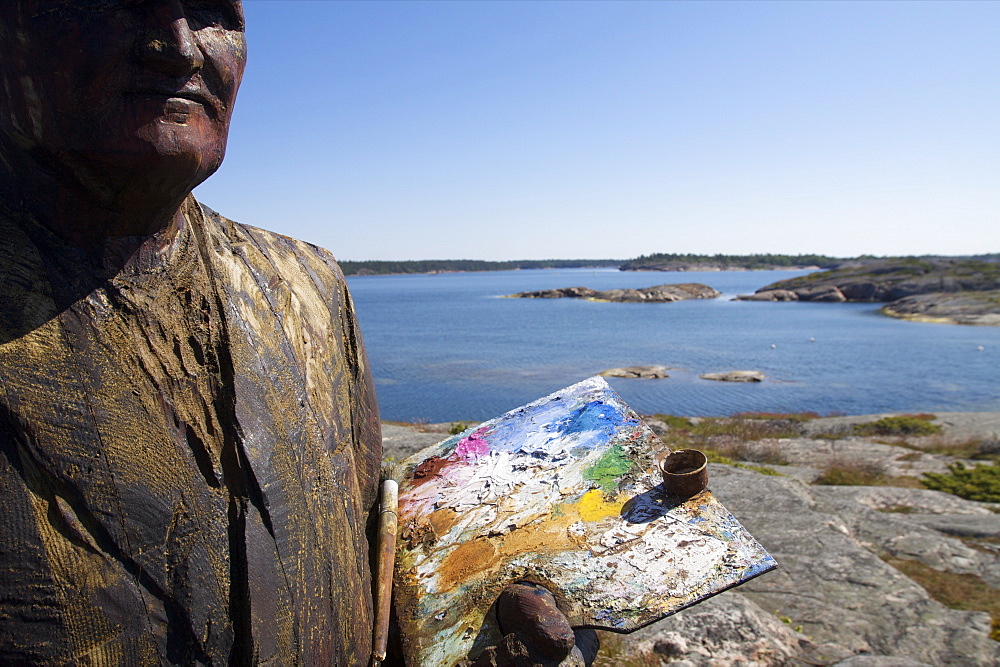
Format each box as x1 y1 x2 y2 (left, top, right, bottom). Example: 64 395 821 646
194 0 998 261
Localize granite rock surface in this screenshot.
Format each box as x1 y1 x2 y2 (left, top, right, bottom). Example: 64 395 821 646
383 412 1000 665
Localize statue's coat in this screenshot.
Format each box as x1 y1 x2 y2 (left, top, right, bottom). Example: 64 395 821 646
0 196 381 664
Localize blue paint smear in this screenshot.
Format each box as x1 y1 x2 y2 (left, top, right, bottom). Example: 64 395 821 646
552 399 628 440
471 386 640 454
481 393 585 453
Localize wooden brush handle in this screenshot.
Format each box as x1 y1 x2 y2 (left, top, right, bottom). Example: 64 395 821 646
372 479 398 662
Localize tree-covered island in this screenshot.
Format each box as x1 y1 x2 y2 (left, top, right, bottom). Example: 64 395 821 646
339 254 843 276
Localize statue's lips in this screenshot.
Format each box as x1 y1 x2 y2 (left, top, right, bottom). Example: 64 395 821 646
124 90 218 118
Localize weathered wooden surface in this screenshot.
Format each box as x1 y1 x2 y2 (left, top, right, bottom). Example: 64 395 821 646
0 1 386 662
0 198 382 663
394 377 775 665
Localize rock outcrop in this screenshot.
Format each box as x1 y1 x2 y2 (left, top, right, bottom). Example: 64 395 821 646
699 370 766 382
599 468 999 665
384 411 1000 665
739 258 1000 302
600 365 670 379
738 289 799 302
594 412 1000 665
882 291 1000 326
736 258 1000 326
509 283 721 303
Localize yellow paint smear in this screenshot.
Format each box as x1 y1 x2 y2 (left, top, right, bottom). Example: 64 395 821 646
577 489 623 521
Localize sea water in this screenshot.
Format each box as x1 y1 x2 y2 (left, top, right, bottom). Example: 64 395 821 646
346 268 1000 423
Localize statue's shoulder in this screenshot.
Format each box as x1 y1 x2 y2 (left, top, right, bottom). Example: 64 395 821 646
194 200 347 287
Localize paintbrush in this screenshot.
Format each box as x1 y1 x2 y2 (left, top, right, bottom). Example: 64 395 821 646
372 461 401 663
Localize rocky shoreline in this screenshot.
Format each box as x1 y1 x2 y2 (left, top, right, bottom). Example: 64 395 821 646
882 291 1000 326
623 263 823 272
736 258 1000 326
508 283 720 303
382 411 1000 665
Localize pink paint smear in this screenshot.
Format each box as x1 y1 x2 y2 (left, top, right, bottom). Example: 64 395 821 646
455 427 491 460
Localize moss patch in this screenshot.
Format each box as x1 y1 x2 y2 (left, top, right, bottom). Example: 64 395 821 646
922 461 1000 503
853 415 942 437
813 459 888 486
812 459 922 488
735 463 787 477
882 557 1000 641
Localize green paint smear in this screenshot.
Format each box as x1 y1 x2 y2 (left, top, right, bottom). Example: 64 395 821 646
583 444 630 493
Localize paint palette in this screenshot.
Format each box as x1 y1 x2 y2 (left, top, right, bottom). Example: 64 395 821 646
393 376 775 665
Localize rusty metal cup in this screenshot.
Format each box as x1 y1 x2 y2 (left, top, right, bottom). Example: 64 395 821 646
659 449 708 498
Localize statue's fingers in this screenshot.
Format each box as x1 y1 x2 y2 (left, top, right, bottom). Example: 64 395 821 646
496 582 575 661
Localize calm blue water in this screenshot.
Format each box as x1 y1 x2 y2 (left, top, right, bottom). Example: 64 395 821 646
346 268 1000 423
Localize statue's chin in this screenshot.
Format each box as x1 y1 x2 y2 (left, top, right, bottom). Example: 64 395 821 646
64 123 228 218
133 114 226 183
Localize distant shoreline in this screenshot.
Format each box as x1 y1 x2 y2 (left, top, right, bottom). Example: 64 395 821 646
339 256 836 277
341 254 1000 277
344 265 815 277
340 259 622 277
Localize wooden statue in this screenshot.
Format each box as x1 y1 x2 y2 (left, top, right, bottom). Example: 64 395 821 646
0 2 593 664
0 2 381 662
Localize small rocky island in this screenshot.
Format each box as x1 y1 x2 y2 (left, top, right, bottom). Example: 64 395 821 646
700 370 766 382
508 282 720 303
737 258 1000 325
599 365 671 379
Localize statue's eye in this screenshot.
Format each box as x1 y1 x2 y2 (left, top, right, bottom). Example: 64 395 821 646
31 0 244 31
32 0 137 17
184 0 245 31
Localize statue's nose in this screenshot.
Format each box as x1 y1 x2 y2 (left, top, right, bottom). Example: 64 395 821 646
135 11 205 78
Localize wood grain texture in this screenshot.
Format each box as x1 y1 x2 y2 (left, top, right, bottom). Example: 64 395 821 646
0 197 382 663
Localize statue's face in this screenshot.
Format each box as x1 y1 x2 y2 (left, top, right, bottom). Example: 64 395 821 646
0 0 247 197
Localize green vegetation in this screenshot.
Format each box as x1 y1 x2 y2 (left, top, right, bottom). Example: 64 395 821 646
339 258 622 276
813 459 888 486
856 430 998 460
852 415 942 437
651 414 797 465
695 419 798 442
811 457 922 488
735 463 786 477
768 256 1000 290
341 253 999 278
448 420 476 435
902 435 997 460
655 414 695 430
621 253 840 271
811 431 848 440
775 613 804 634
654 415 802 441
922 461 1000 503
733 411 821 422
882 557 1000 641
703 451 734 464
